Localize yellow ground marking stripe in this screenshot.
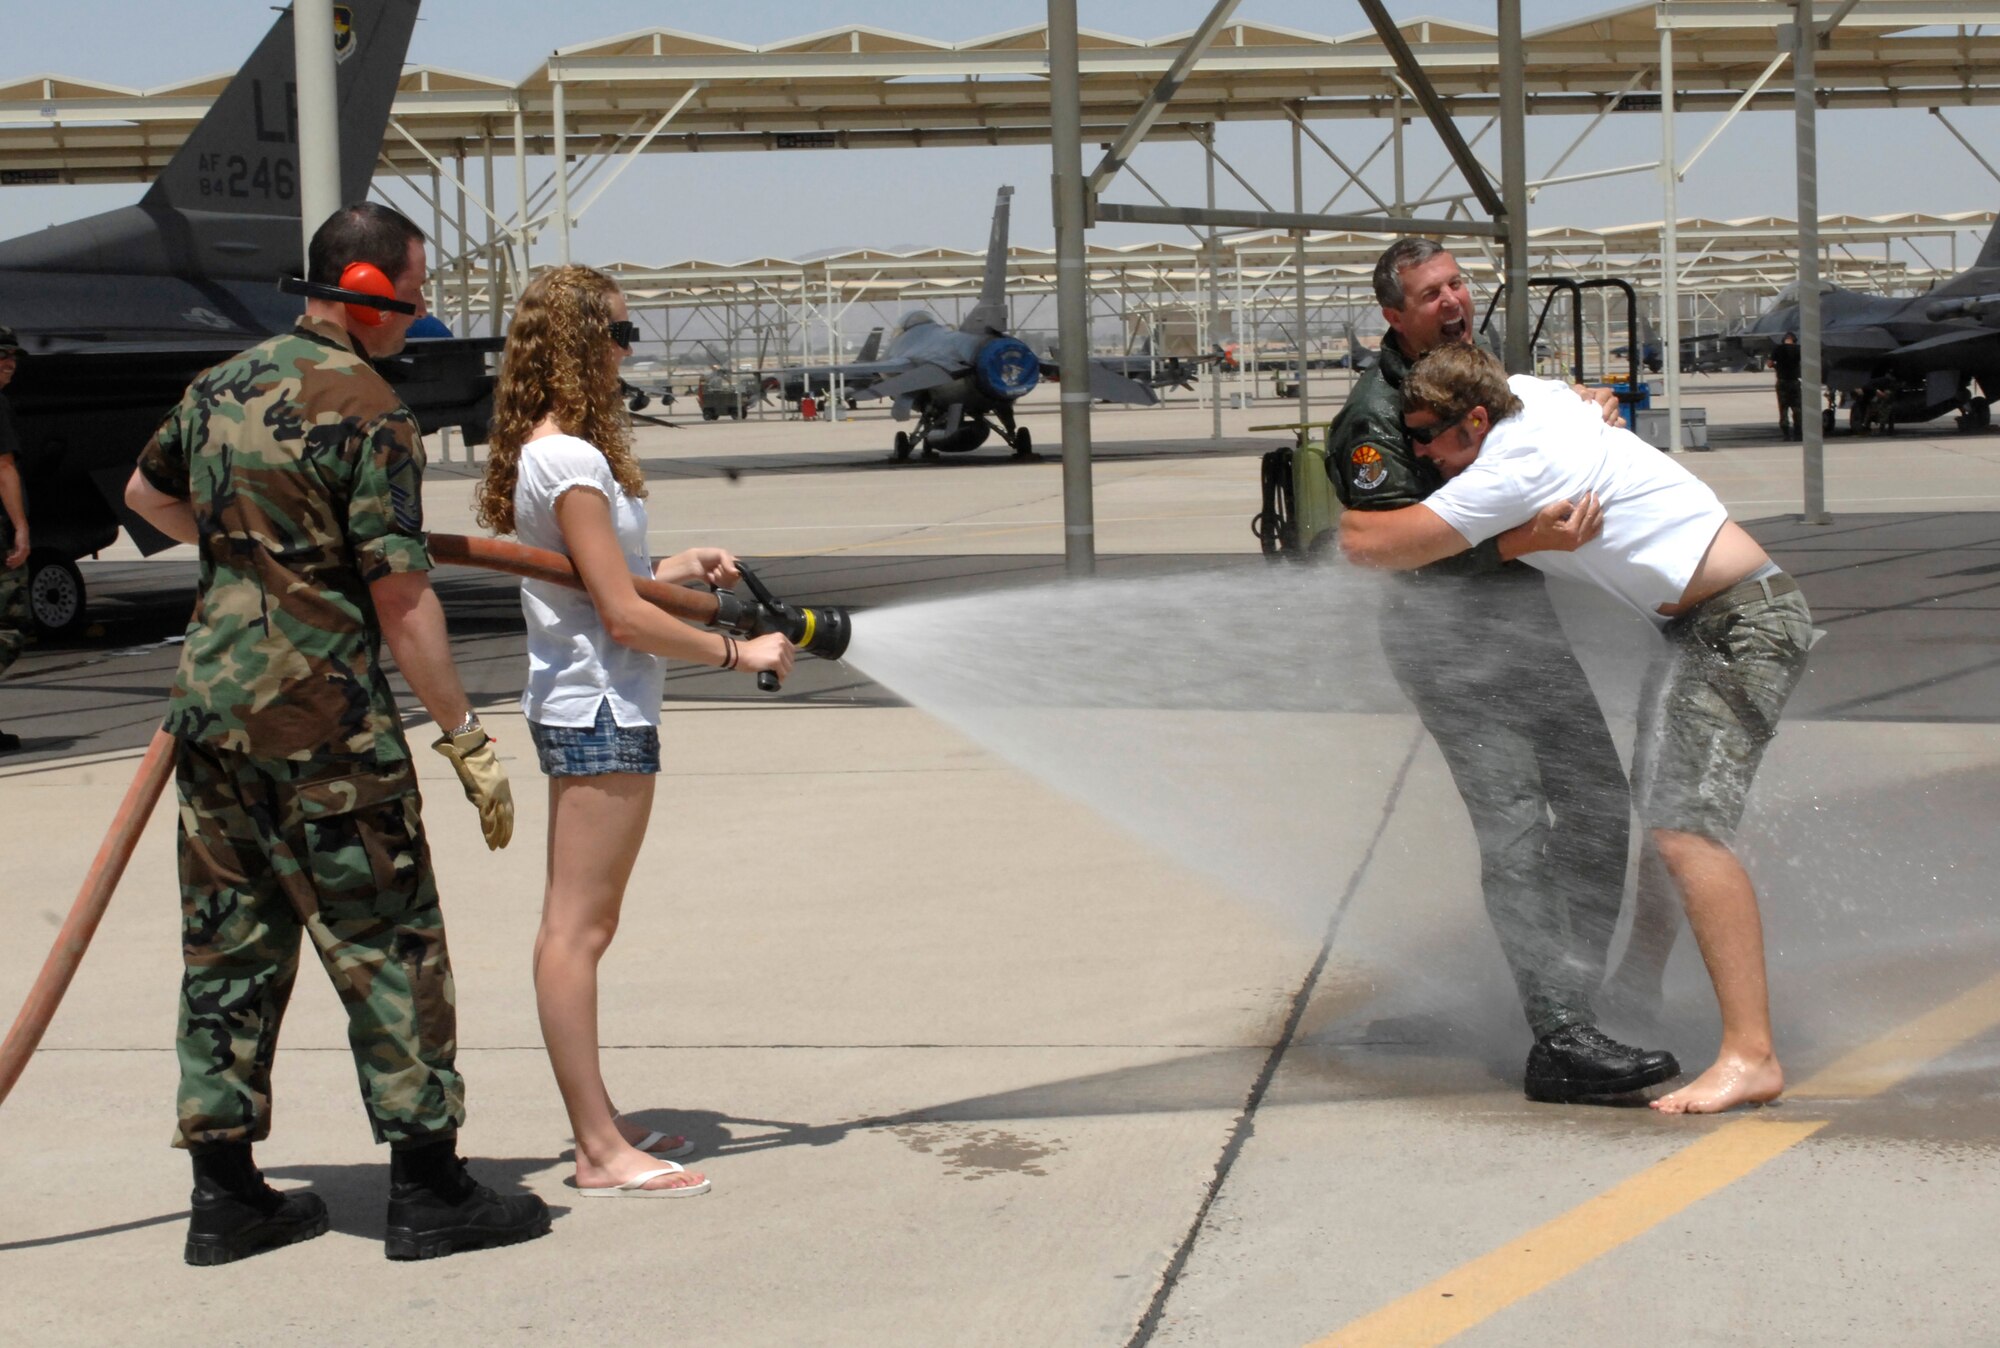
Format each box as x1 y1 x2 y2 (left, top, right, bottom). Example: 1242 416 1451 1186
1789 970 2000 1098
1308 969 2000 1348
1308 1118 1824 1348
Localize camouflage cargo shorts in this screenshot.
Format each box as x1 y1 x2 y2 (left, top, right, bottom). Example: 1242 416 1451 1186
1633 573 1813 841
174 740 465 1149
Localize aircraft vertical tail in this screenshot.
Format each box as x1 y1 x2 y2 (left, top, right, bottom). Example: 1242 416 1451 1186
1978 212 2000 271
141 0 418 219
959 185 1014 335
856 326 883 362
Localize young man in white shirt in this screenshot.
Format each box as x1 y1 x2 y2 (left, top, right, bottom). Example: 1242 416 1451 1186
1339 343 1815 1115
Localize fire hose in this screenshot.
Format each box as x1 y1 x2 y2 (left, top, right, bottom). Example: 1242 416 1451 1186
0 534 850 1106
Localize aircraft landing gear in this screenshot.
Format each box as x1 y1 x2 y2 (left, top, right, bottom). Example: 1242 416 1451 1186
1011 426 1033 459
26 550 85 636
892 431 913 462
1957 399 1992 433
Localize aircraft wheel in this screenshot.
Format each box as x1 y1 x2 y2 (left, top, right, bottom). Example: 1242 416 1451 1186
892 431 913 461
26 551 86 636
1012 427 1034 458
1957 401 1992 433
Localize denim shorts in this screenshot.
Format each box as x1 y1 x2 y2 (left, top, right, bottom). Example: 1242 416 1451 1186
1633 573 1813 840
527 699 660 777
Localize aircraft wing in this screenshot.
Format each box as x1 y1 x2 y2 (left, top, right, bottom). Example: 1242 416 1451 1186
1086 362 1161 405
861 362 960 400
1040 357 1160 406
759 359 912 382
1883 327 2000 360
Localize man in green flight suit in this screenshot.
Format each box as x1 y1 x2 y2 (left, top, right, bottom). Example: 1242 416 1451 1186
124 203 546 1264
1327 237 1680 1102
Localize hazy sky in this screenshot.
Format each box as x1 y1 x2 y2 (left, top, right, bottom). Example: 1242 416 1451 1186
2 1 1996 270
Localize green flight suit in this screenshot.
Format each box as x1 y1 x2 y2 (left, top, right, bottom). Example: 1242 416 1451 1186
1326 335 1630 1037
138 316 464 1148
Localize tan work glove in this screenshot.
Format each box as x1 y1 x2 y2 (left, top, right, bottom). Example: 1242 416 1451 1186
432 726 514 850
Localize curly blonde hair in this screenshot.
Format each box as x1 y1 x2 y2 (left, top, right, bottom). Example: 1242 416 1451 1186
475 265 643 534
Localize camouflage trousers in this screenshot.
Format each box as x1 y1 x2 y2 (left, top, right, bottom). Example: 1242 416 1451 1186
173 740 465 1149
0 557 24 677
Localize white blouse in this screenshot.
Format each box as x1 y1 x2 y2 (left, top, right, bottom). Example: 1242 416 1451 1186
511 433 665 727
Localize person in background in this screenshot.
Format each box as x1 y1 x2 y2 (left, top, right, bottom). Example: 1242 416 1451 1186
0 326 28 752
1772 332 1803 441
474 265 792 1198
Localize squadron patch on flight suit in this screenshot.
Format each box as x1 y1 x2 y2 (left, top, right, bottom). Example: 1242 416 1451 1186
332 5 357 63
1351 444 1388 492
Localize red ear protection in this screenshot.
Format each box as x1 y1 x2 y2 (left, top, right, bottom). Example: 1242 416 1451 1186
338 262 395 328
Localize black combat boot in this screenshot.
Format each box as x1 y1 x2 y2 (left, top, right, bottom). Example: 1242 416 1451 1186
383 1137 551 1261
0 729 21 753
183 1142 330 1266
1524 1024 1681 1103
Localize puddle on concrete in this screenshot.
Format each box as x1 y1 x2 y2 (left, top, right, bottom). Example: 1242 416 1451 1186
883 1123 1064 1180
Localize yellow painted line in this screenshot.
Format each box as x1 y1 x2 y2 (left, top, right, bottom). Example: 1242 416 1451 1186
1308 1118 1824 1348
1790 970 2000 1099
1307 968 2000 1348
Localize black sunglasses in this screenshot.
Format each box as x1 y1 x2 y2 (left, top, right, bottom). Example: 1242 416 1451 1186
608 320 639 348
1405 412 1464 446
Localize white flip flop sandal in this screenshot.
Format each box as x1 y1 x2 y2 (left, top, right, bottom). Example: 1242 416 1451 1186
576 1162 711 1198
632 1129 696 1160
615 1114 697 1160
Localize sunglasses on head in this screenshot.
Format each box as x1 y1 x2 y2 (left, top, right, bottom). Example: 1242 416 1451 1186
607 320 639 348
1405 412 1464 446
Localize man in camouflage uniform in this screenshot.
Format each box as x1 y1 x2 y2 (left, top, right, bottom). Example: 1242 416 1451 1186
1325 238 1680 1103
125 203 545 1265
0 325 28 752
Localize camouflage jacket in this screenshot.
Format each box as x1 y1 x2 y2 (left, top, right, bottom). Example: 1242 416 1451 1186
1325 333 1507 578
137 316 431 763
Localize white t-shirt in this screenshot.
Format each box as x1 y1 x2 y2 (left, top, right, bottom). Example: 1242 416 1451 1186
1421 376 1730 627
512 433 665 727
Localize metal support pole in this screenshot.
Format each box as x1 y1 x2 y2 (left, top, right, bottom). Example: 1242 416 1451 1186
512 105 531 290
1048 0 1096 577
1792 10 1829 522
293 0 341 252
1391 90 1406 215
1661 26 1683 450
1205 125 1223 440
483 127 501 334
454 146 470 334
1498 0 1530 374
553 77 572 265
1292 111 1309 424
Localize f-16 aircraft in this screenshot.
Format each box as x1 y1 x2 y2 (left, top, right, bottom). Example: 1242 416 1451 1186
0 0 495 632
766 187 1157 461
1731 213 2000 434
761 327 884 407
1061 342 1235 393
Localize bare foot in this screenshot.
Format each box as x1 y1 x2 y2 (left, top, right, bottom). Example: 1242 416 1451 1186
575 1146 707 1193
1650 1051 1783 1115
615 1115 692 1157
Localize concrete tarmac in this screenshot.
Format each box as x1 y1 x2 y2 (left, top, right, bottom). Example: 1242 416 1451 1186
3 378 1998 1346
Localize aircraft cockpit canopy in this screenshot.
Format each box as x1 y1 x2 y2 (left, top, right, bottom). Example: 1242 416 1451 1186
897 310 940 334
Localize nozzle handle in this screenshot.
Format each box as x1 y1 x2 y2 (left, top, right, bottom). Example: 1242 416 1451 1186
758 671 779 693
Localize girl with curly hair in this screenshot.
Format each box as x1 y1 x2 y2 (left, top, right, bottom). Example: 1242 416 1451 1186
479 266 792 1196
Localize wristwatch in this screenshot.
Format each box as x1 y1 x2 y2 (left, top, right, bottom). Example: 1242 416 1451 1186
446 710 483 738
